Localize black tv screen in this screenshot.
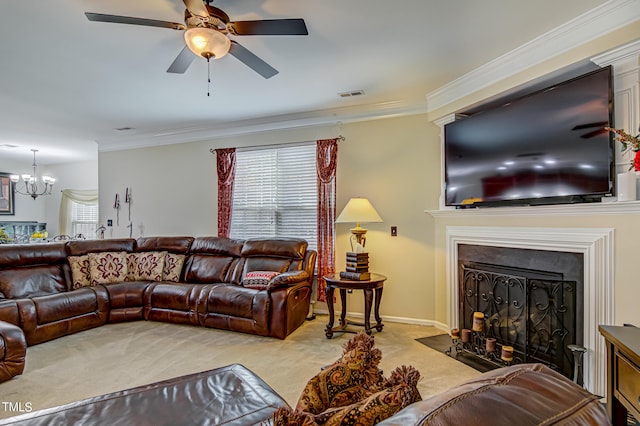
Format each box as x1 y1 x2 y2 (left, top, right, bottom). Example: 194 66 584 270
444 66 614 208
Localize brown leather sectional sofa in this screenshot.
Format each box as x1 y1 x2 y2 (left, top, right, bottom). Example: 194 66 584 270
0 236 316 383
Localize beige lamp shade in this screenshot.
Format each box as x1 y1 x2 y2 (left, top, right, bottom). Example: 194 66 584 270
184 27 231 60
336 198 383 224
336 198 383 250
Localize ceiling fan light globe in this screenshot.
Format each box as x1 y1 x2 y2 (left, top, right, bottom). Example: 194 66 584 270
184 27 230 60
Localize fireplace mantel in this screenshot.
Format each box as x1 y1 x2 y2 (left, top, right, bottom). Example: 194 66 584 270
445 226 614 398
426 200 640 218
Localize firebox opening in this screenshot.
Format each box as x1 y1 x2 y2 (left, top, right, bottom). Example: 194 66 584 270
457 245 584 382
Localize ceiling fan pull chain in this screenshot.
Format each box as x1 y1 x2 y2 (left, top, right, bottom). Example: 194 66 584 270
207 57 211 97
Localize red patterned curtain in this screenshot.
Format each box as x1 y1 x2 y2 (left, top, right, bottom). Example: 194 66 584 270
316 139 338 302
215 148 236 238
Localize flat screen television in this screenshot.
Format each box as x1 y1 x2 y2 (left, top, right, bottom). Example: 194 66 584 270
444 66 614 208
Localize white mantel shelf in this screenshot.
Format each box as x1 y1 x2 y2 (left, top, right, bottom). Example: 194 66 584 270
426 200 640 218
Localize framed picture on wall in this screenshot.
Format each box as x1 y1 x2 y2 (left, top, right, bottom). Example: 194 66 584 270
0 173 15 215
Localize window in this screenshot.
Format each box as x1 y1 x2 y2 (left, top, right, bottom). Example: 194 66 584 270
71 201 99 238
59 189 99 239
230 143 317 251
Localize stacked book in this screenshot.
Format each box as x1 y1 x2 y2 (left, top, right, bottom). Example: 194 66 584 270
340 252 370 280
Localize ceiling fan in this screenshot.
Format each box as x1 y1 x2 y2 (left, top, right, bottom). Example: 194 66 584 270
85 0 308 79
571 122 609 139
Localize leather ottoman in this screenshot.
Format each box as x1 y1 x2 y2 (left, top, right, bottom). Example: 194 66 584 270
0 364 288 426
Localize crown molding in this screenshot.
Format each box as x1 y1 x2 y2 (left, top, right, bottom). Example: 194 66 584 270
426 0 640 113
97 99 430 152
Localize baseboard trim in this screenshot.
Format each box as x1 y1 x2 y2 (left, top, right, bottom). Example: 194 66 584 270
312 308 449 333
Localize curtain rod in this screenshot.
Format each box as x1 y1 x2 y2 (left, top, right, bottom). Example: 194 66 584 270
209 135 345 154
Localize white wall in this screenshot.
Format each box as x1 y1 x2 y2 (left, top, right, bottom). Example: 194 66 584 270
0 156 98 236
98 117 442 323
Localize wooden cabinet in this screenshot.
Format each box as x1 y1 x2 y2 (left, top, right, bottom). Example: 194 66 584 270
599 325 640 425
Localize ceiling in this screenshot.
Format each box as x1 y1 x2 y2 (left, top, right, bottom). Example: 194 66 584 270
0 0 614 165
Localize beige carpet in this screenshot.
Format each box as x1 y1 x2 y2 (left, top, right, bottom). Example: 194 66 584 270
0 316 480 420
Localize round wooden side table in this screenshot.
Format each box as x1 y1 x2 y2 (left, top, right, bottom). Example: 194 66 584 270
323 273 387 339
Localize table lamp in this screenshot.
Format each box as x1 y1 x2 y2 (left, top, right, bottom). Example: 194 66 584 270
335 197 383 251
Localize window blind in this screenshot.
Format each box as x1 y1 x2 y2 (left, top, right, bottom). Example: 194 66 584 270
71 201 99 238
230 143 317 251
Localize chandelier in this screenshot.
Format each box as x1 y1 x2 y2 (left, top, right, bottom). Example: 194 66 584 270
10 149 56 200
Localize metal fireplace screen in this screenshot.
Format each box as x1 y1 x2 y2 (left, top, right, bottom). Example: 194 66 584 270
460 262 576 379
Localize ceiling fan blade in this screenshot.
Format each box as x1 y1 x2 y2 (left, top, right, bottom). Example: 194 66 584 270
229 19 308 36
183 0 210 18
85 12 185 30
580 129 608 139
167 46 196 74
572 121 608 131
229 41 278 79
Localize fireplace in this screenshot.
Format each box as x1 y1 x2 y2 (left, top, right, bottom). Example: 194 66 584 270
458 254 580 380
446 226 614 397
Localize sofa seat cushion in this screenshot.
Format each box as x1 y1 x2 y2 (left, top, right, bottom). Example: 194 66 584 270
377 363 610 426
31 288 108 325
205 284 269 319
144 283 210 312
143 283 211 326
16 286 109 345
102 281 150 309
0 264 67 299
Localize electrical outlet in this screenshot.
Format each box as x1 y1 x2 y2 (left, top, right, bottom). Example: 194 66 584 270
391 226 397 236
107 219 113 227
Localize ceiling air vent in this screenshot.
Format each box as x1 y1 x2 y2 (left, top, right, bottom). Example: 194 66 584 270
338 89 365 98
115 127 134 131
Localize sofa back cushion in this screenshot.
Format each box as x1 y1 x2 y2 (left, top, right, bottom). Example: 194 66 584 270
0 265 68 299
183 237 244 283
0 243 69 298
236 238 308 284
65 239 135 256
135 236 194 254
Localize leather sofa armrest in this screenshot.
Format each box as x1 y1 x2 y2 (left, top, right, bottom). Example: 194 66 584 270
0 320 27 382
267 270 310 290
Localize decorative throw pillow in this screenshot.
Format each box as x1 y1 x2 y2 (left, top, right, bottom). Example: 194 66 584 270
296 333 384 415
134 251 166 281
242 271 280 290
312 365 421 426
68 255 92 289
163 253 186 282
89 251 128 285
271 407 318 426
125 253 138 282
